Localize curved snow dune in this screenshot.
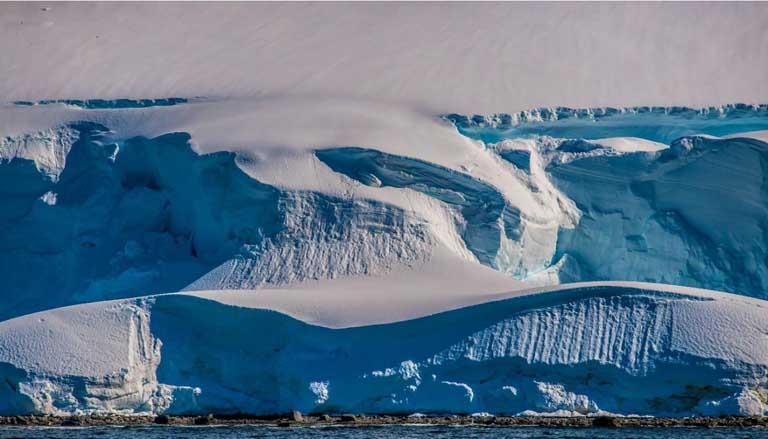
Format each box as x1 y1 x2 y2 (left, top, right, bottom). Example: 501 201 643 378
0 282 766 416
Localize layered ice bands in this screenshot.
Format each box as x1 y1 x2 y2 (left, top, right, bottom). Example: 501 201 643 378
0 284 766 416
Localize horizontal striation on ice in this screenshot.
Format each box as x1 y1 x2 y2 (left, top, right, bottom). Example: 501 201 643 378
0 283 766 417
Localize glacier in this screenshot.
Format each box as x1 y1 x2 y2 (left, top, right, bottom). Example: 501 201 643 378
447 106 768 296
0 122 430 320
1 98 768 417
2 1 768 422
0 284 767 416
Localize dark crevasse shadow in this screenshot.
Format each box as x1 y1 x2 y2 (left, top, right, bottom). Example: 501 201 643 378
0 123 425 321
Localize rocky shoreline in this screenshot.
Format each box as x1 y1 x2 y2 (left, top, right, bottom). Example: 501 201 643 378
0 413 767 428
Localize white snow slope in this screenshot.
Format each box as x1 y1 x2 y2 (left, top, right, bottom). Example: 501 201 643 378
2 1 768 418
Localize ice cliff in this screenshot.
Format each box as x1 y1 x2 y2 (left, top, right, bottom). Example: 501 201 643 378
0 122 429 320
1 100 768 416
0 284 767 416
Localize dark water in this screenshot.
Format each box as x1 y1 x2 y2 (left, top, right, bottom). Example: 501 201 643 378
1 425 767 439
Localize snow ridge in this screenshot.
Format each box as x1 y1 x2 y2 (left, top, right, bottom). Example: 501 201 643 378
316 147 520 270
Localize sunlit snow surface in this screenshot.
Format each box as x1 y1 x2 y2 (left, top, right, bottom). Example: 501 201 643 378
1 100 768 416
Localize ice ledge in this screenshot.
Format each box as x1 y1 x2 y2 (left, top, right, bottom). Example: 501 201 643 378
12 97 192 110
0 282 765 416
444 103 768 130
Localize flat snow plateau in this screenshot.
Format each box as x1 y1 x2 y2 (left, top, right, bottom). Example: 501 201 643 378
2 3 768 112
1 1 768 419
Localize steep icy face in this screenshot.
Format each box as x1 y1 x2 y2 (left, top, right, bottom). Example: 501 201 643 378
314 147 572 282
0 126 76 183
118 287 768 416
0 284 766 416
546 135 768 297
444 107 768 297
0 299 165 415
0 123 429 320
200 191 429 290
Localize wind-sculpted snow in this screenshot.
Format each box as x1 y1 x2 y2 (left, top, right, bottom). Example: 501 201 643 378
0 284 766 416
0 123 429 320
316 147 521 269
